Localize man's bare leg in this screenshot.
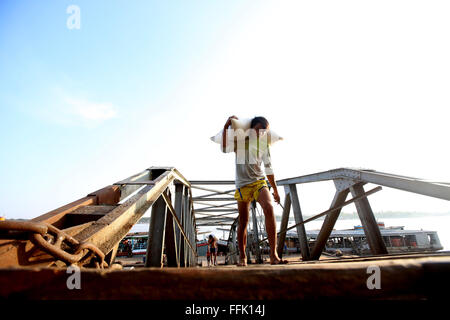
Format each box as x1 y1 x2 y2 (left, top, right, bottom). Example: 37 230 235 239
257 188 288 264
237 201 250 266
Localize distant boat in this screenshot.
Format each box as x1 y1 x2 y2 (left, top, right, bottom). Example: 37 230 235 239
283 222 443 255
117 223 443 258
117 232 148 257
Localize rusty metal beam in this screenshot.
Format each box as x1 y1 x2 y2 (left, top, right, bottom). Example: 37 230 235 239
145 193 167 268
251 201 263 264
276 168 450 201
277 189 291 259
183 188 192 267
162 193 197 256
74 171 176 259
310 188 350 260
0 167 191 268
174 184 184 267
190 185 235 196
192 197 236 201
288 184 310 261
164 194 178 268
350 183 388 255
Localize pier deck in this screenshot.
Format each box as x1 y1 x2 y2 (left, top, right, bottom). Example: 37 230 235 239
1 251 449 300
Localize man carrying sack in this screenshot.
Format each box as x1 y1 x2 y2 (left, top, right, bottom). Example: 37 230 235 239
222 115 288 266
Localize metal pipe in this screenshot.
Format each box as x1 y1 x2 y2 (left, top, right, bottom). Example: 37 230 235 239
162 193 197 256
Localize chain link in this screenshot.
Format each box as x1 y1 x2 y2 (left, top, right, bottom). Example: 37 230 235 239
0 220 107 268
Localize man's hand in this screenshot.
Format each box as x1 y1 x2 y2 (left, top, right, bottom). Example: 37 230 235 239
224 115 238 128
272 189 280 204
222 116 238 153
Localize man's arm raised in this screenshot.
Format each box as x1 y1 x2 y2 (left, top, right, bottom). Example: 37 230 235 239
222 115 238 153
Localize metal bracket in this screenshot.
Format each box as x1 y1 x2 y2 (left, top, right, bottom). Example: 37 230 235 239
333 178 360 193
337 168 362 180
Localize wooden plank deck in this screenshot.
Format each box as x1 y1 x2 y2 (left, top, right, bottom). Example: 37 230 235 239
1 252 449 300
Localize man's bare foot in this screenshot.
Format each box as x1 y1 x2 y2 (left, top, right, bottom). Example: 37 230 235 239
237 258 247 267
270 257 288 265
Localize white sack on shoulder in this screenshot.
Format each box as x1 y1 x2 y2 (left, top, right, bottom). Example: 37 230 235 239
210 127 283 146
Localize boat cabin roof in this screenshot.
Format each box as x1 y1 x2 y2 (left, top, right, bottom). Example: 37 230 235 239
286 228 438 238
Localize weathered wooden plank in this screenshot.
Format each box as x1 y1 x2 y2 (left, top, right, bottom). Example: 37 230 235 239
1 255 448 299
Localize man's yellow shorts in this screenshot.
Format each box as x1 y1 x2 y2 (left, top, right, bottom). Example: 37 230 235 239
234 179 268 202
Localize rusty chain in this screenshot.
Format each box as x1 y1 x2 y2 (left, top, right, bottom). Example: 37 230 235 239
0 220 107 268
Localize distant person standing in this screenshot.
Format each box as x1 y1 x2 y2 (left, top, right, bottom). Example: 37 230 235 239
124 240 132 257
208 234 218 266
206 246 211 267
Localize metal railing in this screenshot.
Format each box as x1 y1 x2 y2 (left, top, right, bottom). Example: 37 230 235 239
276 168 450 261
191 168 450 264
0 167 198 268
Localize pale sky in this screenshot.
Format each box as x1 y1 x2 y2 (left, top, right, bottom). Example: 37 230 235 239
1 0 450 221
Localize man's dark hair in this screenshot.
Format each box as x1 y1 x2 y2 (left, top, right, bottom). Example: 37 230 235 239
250 116 269 129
